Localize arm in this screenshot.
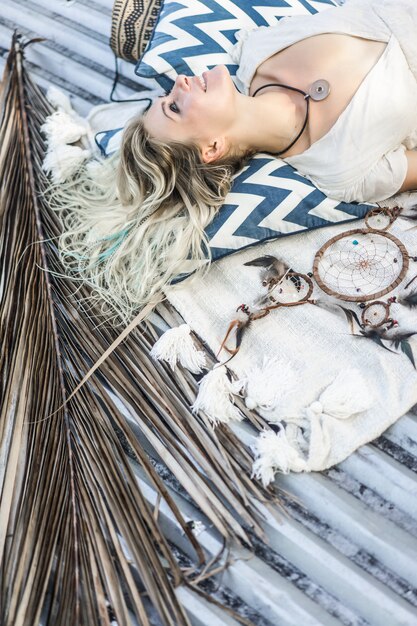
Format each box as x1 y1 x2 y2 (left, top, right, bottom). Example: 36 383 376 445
398 149 417 194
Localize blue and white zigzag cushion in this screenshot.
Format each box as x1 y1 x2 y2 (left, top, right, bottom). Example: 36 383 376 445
205 155 370 260
135 0 344 90
95 130 372 263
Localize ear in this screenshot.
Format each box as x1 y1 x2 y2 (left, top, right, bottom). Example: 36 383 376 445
201 138 227 163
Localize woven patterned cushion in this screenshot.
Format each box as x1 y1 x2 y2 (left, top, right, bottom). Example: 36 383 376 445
110 0 163 63
134 0 340 88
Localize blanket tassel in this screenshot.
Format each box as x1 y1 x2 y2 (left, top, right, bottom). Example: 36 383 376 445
252 427 307 486
150 324 206 373
41 86 93 183
191 366 244 425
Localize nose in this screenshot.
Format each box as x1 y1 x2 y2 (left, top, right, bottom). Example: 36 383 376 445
175 74 191 91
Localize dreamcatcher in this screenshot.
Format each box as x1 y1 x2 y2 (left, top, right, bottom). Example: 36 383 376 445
219 206 417 365
313 208 410 302
311 206 417 362
217 257 316 358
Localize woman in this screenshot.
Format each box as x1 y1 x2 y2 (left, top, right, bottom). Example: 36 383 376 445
49 0 417 325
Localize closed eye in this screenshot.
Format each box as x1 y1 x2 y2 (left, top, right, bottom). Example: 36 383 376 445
157 90 179 115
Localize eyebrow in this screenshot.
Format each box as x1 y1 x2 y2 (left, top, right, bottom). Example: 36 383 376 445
161 101 173 121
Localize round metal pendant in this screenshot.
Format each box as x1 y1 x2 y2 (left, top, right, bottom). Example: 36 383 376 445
309 79 330 101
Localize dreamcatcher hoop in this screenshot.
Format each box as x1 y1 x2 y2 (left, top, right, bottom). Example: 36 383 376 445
219 206 416 359
259 271 315 310
313 228 410 302
360 300 390 328
364 206 400 231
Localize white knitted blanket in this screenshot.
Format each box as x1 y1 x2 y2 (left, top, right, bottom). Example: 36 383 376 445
165 207 417 473
44 90 417 476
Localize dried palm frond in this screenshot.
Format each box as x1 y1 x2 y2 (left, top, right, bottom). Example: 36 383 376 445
0 33 290 626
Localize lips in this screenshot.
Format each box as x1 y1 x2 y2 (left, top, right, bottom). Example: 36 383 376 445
199 73 207 92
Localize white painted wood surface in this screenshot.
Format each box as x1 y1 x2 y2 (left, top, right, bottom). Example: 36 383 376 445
1 2 417 624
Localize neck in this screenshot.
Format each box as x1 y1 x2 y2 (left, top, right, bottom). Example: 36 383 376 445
230 89 307 155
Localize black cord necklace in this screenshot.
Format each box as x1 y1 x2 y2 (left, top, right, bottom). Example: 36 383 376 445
252 79 330 156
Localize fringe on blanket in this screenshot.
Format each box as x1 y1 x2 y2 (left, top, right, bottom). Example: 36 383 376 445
151 326 373 483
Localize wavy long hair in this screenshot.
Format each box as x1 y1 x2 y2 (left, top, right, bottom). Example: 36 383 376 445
45 113 252 326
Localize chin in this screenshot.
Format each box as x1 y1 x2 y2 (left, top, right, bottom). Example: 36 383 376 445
205 65 234 98
208 64 228 82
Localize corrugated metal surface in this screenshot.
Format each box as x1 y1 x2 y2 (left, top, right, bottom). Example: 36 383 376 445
2 2 417 624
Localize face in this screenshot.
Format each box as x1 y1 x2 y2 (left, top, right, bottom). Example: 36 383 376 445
143 65 238 154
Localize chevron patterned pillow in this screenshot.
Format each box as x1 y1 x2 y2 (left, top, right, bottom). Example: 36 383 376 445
204 155 371 262
134 0 341 90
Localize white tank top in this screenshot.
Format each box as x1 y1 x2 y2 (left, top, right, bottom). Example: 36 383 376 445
231 0 417 203
284 35 417 203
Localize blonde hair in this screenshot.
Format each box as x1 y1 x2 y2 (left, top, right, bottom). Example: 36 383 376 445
45 113 252 326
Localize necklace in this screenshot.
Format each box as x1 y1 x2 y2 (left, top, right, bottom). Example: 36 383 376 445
252 79 331 156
